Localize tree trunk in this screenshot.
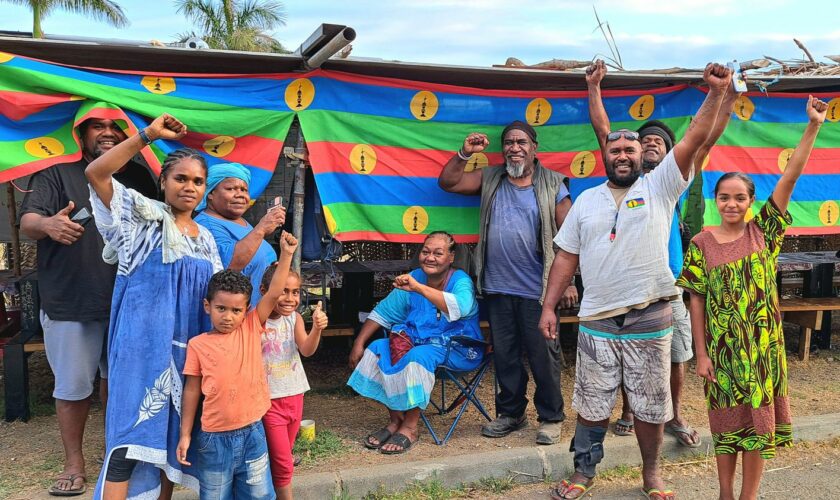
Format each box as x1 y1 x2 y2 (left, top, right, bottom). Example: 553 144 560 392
32 2 43 39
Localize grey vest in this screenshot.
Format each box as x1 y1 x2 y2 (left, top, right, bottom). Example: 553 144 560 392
474 159 566 303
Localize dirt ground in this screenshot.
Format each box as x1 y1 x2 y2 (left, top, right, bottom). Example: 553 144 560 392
1 329 839 499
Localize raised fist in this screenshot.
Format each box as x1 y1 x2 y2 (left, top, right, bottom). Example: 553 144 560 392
462 133 489 155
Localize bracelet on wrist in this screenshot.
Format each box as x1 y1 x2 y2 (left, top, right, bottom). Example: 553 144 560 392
457 148 472 161
138 128 154 146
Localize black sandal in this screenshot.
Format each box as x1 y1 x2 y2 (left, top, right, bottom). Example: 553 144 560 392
364 427 393 450
380 432 417 455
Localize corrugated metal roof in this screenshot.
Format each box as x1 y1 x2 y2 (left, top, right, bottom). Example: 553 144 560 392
2 34 840 93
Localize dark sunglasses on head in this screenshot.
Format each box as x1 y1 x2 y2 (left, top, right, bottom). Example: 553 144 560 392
607 130 640 142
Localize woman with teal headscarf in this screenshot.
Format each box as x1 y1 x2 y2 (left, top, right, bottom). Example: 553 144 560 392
194 163 285 304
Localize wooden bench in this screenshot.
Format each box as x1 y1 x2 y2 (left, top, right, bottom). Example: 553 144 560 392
780 297 840 363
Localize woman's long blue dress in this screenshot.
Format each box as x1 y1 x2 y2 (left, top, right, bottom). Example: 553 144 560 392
90 179 222 499
348 268 483 410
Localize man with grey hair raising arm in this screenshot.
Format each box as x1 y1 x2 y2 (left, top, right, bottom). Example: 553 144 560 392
439 121 575 446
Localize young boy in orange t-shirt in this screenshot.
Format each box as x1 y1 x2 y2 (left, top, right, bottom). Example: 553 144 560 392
176 232 298 499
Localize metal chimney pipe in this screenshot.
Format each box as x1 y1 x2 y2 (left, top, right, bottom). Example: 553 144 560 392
303 27 356 70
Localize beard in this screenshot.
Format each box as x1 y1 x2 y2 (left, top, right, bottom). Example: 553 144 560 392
505 160 528 178
641 159 659 172
606 159 642 188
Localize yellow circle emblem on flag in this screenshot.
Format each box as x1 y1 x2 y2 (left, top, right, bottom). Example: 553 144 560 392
141 76 176 94
464 152 489 172
203 136 236 157
777 148 795 172
202 135 236 158
285 78 315 111
410 91 439 121
629 95 654 121
734 96 754 121
827 98 840 123
402 206 429 234
323 205 338 234
350 144 377 174
744 207 754 222
24 137 65 158
570 151 596 178
0 52 14 64
819 200 839 226
700 154 711 170
525 98 552 126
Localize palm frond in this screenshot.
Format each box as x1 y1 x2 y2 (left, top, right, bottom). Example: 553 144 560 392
53 0 129 28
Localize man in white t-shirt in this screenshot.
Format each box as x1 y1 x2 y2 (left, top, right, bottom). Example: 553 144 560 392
538 63 734 500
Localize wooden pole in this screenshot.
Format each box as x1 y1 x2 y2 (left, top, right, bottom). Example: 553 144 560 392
291 128 306 273
6 183 21 277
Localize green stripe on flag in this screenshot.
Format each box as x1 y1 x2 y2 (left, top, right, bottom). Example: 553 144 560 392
327 202 480 235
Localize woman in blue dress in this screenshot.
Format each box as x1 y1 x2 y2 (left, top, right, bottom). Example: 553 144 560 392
194 162 284 305
348 231 483 454
85 114 222 500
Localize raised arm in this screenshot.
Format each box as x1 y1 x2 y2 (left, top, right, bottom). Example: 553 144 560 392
586 59 611 152
85 114 187 208
672 64 732 180
772 95 828 213
437 133 487 195
295 305 328 357
255 231 298 323
692 79 741 170
538 249 580 340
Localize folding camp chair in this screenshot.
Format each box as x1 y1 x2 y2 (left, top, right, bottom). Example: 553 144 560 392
419 335 493 445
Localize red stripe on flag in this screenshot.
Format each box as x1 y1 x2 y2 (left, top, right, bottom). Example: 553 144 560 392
334 230 479 243
308 141 606 178
706 145 840 175
0 152 82 183
179 132 282 172
0 91 78 121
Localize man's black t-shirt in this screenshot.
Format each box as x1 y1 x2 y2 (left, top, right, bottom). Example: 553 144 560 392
19 159 158 321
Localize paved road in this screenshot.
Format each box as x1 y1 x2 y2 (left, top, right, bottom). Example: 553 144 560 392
507 445 840 499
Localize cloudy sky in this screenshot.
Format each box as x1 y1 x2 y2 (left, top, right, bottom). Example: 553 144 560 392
2 0 838 70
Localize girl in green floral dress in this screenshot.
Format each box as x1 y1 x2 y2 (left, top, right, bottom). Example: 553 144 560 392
677 95 828 500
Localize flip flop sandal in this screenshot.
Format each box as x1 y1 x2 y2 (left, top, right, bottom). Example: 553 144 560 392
614 418 635 436
364 427 393 450
641 487 676 499
550 478 595 500
48 473 86 497
665 423 702 448
379 432 417 455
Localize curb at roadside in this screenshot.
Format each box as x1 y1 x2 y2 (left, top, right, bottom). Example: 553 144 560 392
291 412 840 499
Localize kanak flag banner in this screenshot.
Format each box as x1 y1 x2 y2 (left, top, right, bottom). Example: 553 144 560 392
0 51 295 196
1 51 838 242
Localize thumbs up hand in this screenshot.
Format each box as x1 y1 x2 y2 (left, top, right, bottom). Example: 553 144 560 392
45 201 85 245
311 301 328 332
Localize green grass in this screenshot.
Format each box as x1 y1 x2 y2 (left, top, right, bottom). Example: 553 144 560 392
359 473 519 500
363 475 466 500
597 463 643 481
292 429 351 467
473 476 515 494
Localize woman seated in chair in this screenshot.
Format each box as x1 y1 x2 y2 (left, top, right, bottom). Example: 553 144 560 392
348 231 483 454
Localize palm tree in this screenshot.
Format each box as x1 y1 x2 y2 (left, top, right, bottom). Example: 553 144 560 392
3 0 128 39
176 0 287 53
